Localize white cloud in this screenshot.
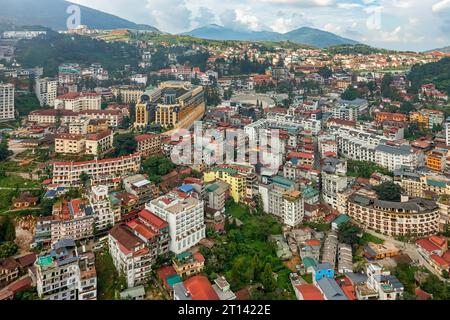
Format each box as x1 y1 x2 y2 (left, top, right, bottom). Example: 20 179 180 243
432 0 450 12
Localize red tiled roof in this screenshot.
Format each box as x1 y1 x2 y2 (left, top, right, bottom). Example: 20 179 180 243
183 276 219 300
193 252 205 263
57 92 100 100
429 236 447 248
442 250 450 264
157 266 177 289
415 288 432 300
135 134 160 142
431 254 449 267
126 220 156 240
7 277 32 294
295 284 324 300
305 239 321 246
138 209 169 230
109 224 144 254
416 239 440 253
15 253 36 268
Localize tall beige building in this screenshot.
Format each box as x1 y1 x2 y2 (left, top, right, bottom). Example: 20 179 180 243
0 83 15 121
35 77 58 107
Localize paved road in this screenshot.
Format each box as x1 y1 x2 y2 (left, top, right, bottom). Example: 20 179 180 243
364 228 447 281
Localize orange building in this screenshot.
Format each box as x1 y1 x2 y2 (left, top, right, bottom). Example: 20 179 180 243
427 150 445 172
375 112 407 123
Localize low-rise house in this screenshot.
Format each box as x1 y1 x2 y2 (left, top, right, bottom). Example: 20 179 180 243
120 285 146 300
212 276 236 300
366 263 404 300
0 258 20 288
364 242 400 260
294 283 324 300
172 252 205 278
338 243 353 274
312 262 334 283
173 275 219 300
316 277 348 300
12 192 39 209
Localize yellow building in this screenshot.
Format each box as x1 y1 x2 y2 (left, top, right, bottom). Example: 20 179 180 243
410 112 429 130
204 168 246 203
134 101 149 129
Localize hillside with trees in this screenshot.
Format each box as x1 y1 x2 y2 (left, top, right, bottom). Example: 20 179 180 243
408 57 450 95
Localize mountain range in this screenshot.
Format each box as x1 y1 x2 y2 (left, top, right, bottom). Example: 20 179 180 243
0 0 159 32
0 0 360 48
181 24 360 48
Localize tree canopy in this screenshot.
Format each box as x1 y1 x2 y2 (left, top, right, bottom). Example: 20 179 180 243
374 181 403 202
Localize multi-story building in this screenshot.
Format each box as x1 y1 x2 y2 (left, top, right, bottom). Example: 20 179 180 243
85 129 114 156
111 86 144 104
35 77 58 107
446 118 450 146
0 83 15 120
348 194 440 237
55 134 85 154
88 185 116 232
204 165 257 203
28 109 78 124
205 180 229 212
34 239 97 300
366 263 404 300
172 252 205 278
134 134 162 157
54 92 101 113
154 82 206 129
54 130 113 156
322 158 348 209
426 149 447 172
375 144 419 172
123 174 157 209
52 153 141 187
50 199 95 244
79 110 123 127
108 224 152 288
259 178 304 227
147 192 205 254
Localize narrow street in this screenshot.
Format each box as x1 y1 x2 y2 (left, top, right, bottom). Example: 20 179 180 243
364 228 448 282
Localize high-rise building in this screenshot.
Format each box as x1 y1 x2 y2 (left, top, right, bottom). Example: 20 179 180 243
34 239 97 300
35 77 58 107
147 191 205 254
0 83 15 121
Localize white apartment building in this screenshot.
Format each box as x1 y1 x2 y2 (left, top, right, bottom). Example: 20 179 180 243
446 120 450 146
50 199 95 244
34 240 97 300
0 83 14 120
259 182 304 227
366 263 404 300
375 144 419 172
282 190 305 227
35 77 58 107
321 158 348 209
108 224 152 288
147 193 205 254
54 92 101 113
88 185 116 232
52 153 141 187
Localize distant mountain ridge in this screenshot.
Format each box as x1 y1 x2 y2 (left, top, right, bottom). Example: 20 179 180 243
181 24 360 48
0 0 160 31
426 46 450 53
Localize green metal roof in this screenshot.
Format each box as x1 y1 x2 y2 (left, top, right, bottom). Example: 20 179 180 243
272 176 295 188
302 257 317 268
333 214 351 225
166 274 182 288
302 186 319 199
427 179 447 188
211 167 238 175
38 256 53 267
176 252 192 261
206 184 219 192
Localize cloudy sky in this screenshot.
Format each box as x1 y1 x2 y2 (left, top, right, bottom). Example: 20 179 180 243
70 0 450 51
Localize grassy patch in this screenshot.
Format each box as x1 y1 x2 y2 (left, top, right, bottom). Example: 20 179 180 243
302 221 331 232
360 233 384 246
95 251 126 300
0 175 40 189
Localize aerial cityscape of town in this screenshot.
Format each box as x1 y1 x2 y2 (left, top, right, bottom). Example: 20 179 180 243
1 0 450 305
